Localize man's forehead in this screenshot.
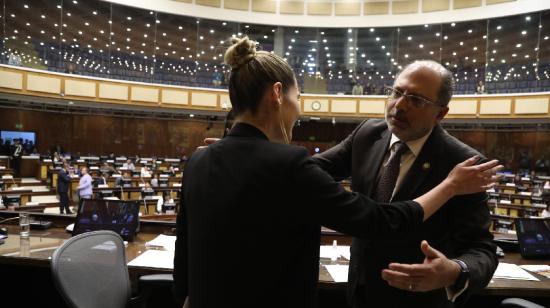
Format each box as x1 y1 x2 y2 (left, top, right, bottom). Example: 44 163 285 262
394 67 441 95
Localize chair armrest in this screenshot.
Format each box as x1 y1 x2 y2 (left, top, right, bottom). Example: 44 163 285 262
501 298 545 308
139 274 174 287
133 274 175 308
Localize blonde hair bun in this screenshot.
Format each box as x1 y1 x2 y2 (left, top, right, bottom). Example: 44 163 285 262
224 36 257 70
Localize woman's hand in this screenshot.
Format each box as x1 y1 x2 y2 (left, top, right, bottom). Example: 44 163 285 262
444 156 502 196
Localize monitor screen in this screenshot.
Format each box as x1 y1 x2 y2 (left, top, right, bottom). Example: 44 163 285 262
72 199 140 241
516 218 550 259
0 130 36 144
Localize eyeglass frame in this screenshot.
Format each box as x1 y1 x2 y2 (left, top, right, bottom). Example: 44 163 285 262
384 86 443 108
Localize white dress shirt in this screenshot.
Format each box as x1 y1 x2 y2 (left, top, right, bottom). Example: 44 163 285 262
378 129 432 201
379 129 468 301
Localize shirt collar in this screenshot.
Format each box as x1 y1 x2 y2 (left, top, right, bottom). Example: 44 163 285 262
389 128 433 157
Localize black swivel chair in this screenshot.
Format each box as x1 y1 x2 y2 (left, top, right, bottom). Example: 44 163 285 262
51 230 174 308
501 298 546 308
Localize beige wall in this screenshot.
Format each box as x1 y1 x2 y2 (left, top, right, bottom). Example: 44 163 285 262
196 0 221 7
486 0 515 4
307 2 332 15
422 0 449 12
252 0 276 13
335 2 361 16
364 2 389 15
393 0 419 14
280 1 304 14
224 0 249 10
454 0 482 9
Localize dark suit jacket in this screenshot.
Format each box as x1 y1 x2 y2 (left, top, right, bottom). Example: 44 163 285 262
173 123 426 308
314 119 498 307
57 169 71 194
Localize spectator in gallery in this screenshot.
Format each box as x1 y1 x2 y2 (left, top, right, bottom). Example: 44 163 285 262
535 155 550 175
0 138 8 155
65 62 76 74
352 81 364 95
476 80 486 94
518 150 532 175
8 48 22 66
212 71 223 86
51 144 65 155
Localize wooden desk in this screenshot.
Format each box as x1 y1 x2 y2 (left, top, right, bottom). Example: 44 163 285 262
0 223 549 300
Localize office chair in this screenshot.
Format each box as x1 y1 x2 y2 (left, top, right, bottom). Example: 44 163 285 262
501 298 545 308
51 230 175 308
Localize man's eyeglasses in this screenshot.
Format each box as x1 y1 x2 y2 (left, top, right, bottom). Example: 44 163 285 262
384 86 440 108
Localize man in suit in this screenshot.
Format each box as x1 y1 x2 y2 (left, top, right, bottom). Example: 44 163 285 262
57 161 73 214
314 60 498 307
11 139 23 178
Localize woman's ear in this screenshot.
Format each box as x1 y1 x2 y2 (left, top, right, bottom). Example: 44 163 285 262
272 82 283 104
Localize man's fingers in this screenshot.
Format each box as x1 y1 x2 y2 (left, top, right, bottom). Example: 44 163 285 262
457 155 479 167
420 240 441 259
387 263 430 276
475 159 500 172
382 270 425 292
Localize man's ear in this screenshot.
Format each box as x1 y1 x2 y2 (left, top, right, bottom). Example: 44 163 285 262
435 106 449 122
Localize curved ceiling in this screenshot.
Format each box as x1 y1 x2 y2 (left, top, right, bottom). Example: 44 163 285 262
105 0 550 28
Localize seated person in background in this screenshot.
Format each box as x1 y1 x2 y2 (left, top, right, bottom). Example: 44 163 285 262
94 173 109 187
173 37 500 307
140 166 151 177
122 159 135 171
107 152 115 160
168 165 177 177
116 172 132 187
151 174 159 188
100 162 117 175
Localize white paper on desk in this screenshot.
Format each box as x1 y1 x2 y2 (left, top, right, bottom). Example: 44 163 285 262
127 250 174 269
493 263 539 281
325 264 349 282
320 245 350 260
145 234 176 251
520 265 550 278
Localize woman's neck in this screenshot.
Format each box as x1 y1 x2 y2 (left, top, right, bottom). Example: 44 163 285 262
237 112 286 143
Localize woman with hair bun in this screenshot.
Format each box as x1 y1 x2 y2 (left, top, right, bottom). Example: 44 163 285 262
173 37 499 307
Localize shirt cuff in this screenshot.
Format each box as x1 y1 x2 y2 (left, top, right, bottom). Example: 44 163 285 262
445 279 469 302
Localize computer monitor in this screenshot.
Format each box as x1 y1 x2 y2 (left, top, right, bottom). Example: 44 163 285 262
72 199 140 241
2 195 21 208
516 218 550 259
162 201 176 214
141 188 155 198
122 179 132 188
98 190 114 199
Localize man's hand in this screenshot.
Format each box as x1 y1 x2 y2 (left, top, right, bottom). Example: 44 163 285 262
381 240 461 292
197 138 221 150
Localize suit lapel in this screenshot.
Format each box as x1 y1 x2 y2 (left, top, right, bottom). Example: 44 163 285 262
393 126 443 201
362 129 391 197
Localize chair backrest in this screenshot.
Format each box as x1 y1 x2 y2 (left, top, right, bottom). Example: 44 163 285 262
51 230 131 308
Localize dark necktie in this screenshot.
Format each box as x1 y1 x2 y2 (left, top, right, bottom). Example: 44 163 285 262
373 141 409 203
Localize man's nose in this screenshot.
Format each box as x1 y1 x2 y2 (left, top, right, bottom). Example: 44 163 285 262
393 95 409 111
